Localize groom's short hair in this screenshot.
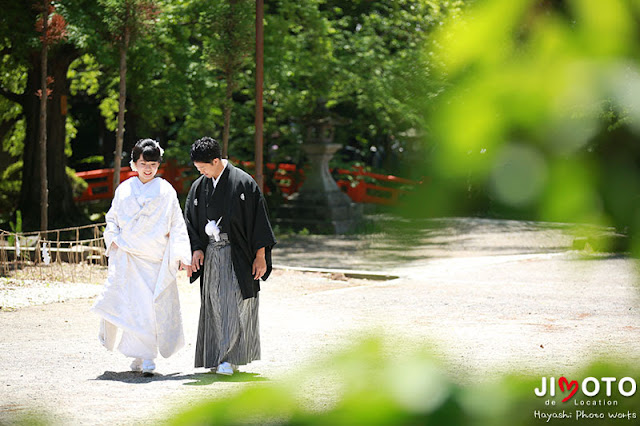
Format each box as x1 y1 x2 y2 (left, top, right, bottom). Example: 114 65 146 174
190 136 222 163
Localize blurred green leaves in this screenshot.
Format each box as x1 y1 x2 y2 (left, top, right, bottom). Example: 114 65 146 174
167 335 640 425
413 0 640 253
168 337 468 426
489 143 547 208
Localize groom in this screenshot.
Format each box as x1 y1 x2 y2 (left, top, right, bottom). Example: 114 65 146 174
183 136 276 375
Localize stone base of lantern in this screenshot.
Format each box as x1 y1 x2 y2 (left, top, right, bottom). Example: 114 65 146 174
274 141 362 234
275 142 362 234
275 190 362 234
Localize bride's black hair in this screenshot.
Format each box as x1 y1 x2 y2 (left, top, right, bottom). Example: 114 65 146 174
131 139 163 163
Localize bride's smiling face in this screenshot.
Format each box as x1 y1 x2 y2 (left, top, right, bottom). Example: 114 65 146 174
135 159 160 184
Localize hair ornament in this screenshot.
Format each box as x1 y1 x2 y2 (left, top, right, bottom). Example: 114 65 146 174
153 140 165 157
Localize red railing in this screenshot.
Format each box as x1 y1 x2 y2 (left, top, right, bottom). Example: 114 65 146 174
74 161 421 205
74 161 192 202
237 161 422 205
236 161 304 197
335 166 423 206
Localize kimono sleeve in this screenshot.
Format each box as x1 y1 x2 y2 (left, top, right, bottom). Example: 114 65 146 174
103 190 122 257
250 183 276 254
169 194 192 267
184 180 204 253
249 181 276 282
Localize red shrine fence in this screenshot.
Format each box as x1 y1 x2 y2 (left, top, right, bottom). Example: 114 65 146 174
74 161 422 205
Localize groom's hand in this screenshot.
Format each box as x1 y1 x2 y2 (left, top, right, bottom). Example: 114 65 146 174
192 250 205 272
252 247 267 280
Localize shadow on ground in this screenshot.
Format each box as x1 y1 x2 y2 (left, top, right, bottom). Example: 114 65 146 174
183 371 268 386
274 216 592 271
94 370 268 385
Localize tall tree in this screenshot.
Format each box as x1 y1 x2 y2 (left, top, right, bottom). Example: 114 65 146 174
198 0 254 158
259 0 460 173
97 0 159 192
0 0 80 230
255 0 265 190
38 0 50 232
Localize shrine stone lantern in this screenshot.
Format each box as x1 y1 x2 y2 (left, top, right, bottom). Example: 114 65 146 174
277 111 361 234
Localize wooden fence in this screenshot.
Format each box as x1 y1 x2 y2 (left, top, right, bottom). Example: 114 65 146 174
0 223 107 283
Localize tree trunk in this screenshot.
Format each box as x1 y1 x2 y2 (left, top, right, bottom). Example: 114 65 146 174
19 58 41 230
254 0 264 191
39 0 49 232
113 28 130 192
19 44 81 231
222 73 232 159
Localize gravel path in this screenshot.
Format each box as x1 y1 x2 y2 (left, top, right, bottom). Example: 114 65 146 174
1 218 639 424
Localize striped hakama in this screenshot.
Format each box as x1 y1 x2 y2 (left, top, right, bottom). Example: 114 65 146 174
194 234 260 369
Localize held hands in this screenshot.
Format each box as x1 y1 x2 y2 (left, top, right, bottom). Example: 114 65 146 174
191 250 205 276
178 261 193 277
178 250 203 279
183 248 265 280
252 247 267 280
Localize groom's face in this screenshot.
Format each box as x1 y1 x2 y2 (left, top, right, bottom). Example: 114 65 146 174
193 159 222 179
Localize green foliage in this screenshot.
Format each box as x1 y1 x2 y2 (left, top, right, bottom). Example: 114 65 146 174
0 161 22 219
8 210 22 245
408 0 640 254
2 0 469 220
98 89 120 132
2 119 25 158
198 0 254 74
77 155 105 166
67 166 88 198
328 1 454 132
9 210 22 234
167 336 640 425
0 3 40 55
297 227 310 236
118 0 463 166
8 0 462 168
96 0 160 46
259 0 465 173
121 0 226 142
68 54 102 96
0 49 27 157
0 51 27 95
0 162 86 219
1 161 22 183
65 116 78 157
265 0 337 118
0 409 51 426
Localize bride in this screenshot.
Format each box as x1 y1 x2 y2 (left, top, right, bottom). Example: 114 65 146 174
92 138 192 376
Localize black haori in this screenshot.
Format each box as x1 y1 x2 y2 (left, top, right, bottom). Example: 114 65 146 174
194 233 260 368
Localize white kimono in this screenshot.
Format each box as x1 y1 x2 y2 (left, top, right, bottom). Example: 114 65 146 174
92 177 192 359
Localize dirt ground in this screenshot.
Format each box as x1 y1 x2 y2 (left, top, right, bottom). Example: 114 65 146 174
1 217 640 425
